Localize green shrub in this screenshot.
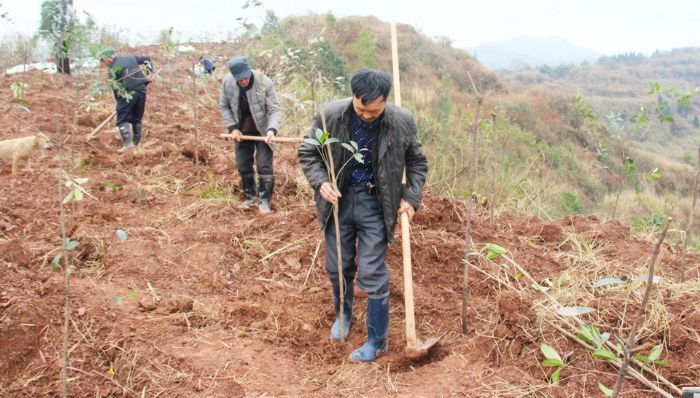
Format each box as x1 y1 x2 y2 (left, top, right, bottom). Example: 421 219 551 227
560 192 584 215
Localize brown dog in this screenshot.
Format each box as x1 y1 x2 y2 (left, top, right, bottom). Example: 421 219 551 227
0 133 52 174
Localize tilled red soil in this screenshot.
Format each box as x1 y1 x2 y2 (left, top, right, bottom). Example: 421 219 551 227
2 52 700 397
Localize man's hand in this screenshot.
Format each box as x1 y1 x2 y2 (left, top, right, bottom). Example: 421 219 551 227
398 199 416 221
319 182 341 205
265 130 275 144
226 129 242 142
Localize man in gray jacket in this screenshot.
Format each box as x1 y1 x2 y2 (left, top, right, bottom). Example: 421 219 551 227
299 69 428 362
99 49 154 152
220 56 281 213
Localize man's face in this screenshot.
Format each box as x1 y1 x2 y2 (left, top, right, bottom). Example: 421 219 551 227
237 76 251 88
100 57 113 67
352 95 386 122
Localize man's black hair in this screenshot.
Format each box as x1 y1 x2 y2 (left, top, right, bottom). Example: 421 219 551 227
350 69 392 105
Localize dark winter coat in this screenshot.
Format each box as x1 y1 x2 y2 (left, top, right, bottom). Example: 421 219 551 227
298 98 428 243
199 57 215 73
109 55 153 96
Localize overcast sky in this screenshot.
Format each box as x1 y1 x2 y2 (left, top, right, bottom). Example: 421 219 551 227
0 0 697 55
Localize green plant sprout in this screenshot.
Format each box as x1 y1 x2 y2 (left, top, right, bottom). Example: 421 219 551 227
480 243 507 260
51 237 80 270
303 127 366 174
633 344 667 366
63 175 91 203
540 343 567 385
107 65 134 102
10 82 31 106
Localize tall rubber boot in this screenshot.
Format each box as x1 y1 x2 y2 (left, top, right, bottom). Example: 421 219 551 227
258 175 275 214
349 296 389 362
117 123 134 152
131 122 142 146
330 281 354 341
237 173 257 209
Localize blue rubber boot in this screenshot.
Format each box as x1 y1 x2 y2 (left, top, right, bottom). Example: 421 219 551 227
330 283 353 341
350 296 388 362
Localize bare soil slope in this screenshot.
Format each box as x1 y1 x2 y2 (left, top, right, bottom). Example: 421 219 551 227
1 52 699 397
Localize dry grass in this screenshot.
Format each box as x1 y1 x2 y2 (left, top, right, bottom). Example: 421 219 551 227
550 231 671 340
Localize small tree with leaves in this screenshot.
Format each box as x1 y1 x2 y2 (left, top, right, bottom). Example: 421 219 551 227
303 115 366 342
39 0 76 74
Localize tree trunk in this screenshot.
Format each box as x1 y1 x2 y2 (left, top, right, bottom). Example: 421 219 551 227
56 40 70 75
56 56 71 74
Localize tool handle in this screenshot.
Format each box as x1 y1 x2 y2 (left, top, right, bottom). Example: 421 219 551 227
85 111 117 141
219 133 303 143
401 211 417 347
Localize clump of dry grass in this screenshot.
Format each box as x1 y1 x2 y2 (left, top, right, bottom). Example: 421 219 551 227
550 231 671 340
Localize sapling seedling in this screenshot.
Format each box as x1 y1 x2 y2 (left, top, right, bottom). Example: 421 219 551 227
633 344 667 366
10 81 30 106
480 243 507 260
303 128 366 174
540 343 568 385
304 124 366 342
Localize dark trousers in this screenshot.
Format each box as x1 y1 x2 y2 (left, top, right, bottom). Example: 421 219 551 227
324 185 389 299
235 132 274 176
116 90 146 125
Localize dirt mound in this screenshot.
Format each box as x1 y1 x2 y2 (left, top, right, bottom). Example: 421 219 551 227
1 57 699 397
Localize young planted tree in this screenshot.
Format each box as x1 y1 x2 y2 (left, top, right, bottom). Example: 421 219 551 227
680 146 700 281
462 71 492 334
53 134 93 398
304 126 365 342
609 217 672 397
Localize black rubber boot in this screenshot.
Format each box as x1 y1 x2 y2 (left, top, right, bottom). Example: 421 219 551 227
258 175 275 214
238 173 257 209
131 122 142 146
117 123 134 152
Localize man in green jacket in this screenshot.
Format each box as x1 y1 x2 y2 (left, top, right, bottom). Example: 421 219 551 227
299 69 428 362
220 56 281 213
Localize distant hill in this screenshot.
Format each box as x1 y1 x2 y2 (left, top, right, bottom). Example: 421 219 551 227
471 35 601 71
508 47 700 161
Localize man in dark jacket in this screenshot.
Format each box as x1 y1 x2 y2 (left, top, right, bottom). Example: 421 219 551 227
199 56 215 75
298 69 428 362
99 48 154 152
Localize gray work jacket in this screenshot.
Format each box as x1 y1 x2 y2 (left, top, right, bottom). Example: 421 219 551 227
219 70 281 134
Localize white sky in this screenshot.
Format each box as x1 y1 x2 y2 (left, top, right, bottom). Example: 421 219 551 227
0 0 697 55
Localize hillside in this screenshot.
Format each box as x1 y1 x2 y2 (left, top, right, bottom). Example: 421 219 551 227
1 13 700 396
509 47 700 161
471 35 601 71
2 56 700 397
4 12 698 237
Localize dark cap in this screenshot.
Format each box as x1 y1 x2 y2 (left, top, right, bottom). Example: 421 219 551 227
228 56 252 80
